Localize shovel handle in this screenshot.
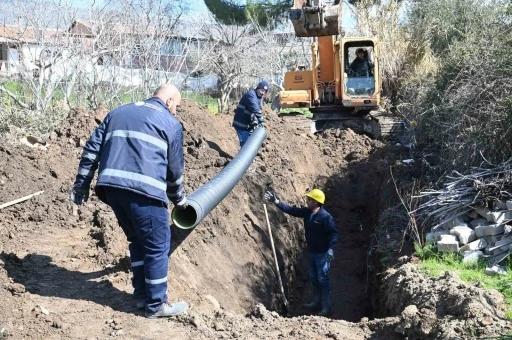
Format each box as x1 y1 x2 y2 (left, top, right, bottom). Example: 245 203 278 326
263 204 290 309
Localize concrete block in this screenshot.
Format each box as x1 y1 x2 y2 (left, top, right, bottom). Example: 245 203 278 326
450 226 476 245
483 235 500 245
486 211 512 224
493 247 508 255
476 224 504 238
483 224 505 236
507 201 512 210
505 225 512 234
485 265 506 276
425 230 449 245
438 235 459 252
475 225 485 238
493 200 508 210
469 218 490 229
489 236 512 251
440 216 467 230
462 250 483 265
459 238 488 252
476 207 491 219
425 232 436 245
468 211 480 219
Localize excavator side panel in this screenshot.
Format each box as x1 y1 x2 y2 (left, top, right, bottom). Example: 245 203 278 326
284 70 314 91
278 70 313 109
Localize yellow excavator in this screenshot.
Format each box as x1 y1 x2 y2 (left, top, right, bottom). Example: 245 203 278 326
273 0 401 139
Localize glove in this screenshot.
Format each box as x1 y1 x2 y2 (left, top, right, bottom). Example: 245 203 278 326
70 187 89 205
175 197 189 210
264 190 279 204
327 249 334 263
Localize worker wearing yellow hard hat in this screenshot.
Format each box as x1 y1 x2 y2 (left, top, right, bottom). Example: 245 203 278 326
264 187 338 317
304 188 325 204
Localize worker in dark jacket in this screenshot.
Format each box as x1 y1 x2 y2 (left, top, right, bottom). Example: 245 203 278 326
264 188 338 316
70 84 189 319
232 80 269 147
349 48 374 77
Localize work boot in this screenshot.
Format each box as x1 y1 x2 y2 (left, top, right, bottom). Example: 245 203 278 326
145 301 189 319
303 296 321 310
135 300 145 310
318 290 332 317
318 307 332 317
303 301 321 310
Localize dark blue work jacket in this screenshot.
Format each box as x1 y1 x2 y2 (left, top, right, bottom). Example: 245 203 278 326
232 89 264 131
277 202 338 254
72 97 185 205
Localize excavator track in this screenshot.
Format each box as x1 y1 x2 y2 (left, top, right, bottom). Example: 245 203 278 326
307 106 403 140
277 109 403 141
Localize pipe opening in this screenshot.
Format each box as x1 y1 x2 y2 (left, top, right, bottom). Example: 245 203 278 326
172 206 198 229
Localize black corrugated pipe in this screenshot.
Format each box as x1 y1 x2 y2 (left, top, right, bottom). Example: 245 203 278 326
171 127 267 229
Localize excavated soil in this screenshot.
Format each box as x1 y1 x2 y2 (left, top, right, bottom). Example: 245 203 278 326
0 101 510 339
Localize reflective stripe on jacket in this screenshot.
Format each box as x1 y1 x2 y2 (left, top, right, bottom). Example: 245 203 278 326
72 97 185 205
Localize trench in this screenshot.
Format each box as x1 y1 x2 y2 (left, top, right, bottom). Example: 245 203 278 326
281 145 401 322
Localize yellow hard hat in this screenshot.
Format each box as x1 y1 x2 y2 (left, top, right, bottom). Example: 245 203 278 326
305 189 325 204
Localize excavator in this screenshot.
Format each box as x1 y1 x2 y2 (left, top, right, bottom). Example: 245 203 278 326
272 0 402 139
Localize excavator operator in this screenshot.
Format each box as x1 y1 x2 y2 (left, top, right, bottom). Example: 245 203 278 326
349 48 374 77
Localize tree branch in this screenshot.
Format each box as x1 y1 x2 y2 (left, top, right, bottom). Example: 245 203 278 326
0 85 29 109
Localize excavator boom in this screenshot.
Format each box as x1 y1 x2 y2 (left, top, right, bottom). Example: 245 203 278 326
290 0 341 37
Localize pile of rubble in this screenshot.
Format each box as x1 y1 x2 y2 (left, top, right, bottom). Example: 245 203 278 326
426 204 511 275
416 160 512 274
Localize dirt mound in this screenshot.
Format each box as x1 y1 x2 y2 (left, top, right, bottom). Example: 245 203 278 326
174 304 372 340
381 263 512 339
0 99 510 339
52 106 109 147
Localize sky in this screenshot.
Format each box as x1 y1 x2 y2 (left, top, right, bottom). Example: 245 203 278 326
0 0 355 31
69 0 356 29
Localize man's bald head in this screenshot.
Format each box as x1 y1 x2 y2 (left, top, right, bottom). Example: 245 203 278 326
154 84 181 115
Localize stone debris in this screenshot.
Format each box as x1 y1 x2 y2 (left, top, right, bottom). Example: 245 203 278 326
416 159 512 270
432 207 512 271
459 238 488 252
450 226 476 245
437 235 459 252
485 265 506 276
462 250 484 265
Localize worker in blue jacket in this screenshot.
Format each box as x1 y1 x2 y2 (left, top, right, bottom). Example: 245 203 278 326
70 84 189 319
265 188 338 317
232 80 269 147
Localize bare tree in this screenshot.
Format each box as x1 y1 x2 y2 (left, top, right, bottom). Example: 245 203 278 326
0 0 78 112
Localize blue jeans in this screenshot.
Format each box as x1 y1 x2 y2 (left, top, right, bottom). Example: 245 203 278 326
104 187 170 313
308 252 331 310
234 127 251 147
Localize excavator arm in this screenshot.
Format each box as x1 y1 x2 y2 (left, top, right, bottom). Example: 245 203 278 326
289 0 341 37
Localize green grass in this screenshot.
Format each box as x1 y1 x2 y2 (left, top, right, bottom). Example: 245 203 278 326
279 107 312 118
182 91 219 114
416 244 512 319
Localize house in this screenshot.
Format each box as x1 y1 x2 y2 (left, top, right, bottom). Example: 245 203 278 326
67 19 207 74
0 24 62 75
